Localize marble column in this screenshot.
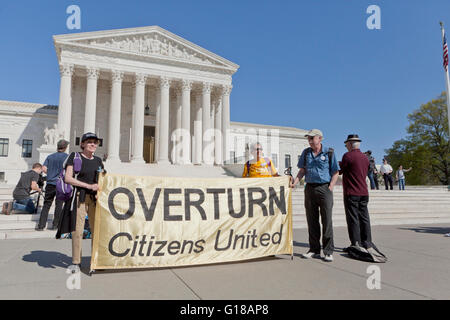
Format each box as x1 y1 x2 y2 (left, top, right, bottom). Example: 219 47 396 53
131 73 147 163
57 63 74 141
210 95 215 133
173 88 182 164
221 85 232 164
181 79 192 164
84 67 99 134
107 70 124 162
157 76 171 164
214 94 223 165
155 86 161 161
193 91 202 164
202 82 212 164
210 93 216 163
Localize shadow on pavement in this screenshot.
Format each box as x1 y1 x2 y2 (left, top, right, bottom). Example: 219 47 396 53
22 250 72 269
86 255 290 275
293 241 309 248
398 226 450 235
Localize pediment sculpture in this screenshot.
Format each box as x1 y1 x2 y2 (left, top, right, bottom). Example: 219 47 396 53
79 33 218 66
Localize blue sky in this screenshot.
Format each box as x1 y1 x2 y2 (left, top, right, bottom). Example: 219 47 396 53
0 0 449 165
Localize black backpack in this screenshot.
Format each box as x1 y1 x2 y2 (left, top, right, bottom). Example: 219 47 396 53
346 244 387 263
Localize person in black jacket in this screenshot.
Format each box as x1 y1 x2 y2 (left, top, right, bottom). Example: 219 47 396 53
57 132 103 271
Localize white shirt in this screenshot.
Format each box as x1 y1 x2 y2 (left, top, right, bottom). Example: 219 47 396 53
380 164 393 174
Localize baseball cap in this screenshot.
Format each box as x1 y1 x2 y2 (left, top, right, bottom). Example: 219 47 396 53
81 132 100 143
304 129 323 138
57 139 69 150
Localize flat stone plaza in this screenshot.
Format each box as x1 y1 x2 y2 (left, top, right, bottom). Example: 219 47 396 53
1 223 448 300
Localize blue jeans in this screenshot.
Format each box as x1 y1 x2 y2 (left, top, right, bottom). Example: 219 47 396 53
398 179 405 190
12 197 36 213
368 171 376 190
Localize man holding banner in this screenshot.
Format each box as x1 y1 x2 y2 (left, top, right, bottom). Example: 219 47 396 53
57 132 104 272
290 129 339 262
242 142 279 178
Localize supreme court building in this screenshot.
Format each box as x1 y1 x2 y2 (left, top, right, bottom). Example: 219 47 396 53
0 26 309 183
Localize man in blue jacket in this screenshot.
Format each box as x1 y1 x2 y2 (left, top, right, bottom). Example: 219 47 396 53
36 139 69 231
290 129 340 262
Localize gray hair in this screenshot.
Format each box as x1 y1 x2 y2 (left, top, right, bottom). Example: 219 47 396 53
250 142 262 151
351 142 360 149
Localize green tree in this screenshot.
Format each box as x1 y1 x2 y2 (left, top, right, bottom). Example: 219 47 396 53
385 92 449 185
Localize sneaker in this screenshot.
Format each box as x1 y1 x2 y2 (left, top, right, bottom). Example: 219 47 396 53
2 201 12 215
445 233 450 237
1 202 7 214
68 264 81 274
323 254 333 262
301 251 321 259
35 227 44 231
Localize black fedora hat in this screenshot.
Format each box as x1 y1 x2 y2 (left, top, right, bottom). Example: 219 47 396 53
344 134 362 143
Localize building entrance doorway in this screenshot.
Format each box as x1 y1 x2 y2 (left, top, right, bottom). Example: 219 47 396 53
143 126 155 163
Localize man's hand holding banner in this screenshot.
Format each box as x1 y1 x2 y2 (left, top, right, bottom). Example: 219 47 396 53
90 174 293 271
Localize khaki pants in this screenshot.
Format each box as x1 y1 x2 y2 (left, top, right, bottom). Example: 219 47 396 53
71 194 96 265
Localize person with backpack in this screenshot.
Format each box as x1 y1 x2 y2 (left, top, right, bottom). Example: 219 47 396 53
35 139 69 231
289 129 339 262
242 142 279 178
56 132 104 271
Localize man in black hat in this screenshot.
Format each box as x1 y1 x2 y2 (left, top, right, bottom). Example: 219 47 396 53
36 139 70 230
339 134 374 249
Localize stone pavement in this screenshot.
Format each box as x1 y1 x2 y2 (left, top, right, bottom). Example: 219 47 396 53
0 224 449 300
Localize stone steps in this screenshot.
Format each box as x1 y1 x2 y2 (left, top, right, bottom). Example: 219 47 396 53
0 220 53 231
292 217 450 228
293 211 450 222
0 213 54 221
290 187 450 228
0 229 57 240
0 185 57 239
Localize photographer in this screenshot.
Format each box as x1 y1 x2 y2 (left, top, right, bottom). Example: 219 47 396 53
6 163 43 214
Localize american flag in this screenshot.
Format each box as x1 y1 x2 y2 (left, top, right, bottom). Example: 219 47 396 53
443 32 449 71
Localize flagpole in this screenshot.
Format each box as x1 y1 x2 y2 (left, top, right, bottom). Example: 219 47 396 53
440 22 450 136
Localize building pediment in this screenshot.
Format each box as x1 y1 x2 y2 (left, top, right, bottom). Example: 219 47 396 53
54 26 239 74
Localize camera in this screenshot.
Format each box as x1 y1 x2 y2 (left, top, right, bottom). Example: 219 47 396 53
37 173 46 189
